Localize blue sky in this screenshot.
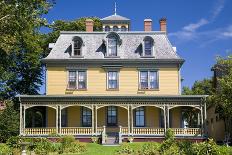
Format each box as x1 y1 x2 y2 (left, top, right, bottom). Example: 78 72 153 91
40 0 232 94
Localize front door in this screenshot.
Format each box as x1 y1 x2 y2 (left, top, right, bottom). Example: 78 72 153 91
107 106 117 127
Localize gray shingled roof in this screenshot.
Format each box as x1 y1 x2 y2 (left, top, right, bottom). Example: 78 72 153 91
101 14 130 21
44 31 182 61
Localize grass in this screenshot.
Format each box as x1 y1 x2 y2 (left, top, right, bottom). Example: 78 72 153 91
79 142 146 155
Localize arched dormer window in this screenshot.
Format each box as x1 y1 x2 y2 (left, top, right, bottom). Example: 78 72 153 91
113 26 119 31
143 36 154 57
72 36 83 57
105 26 110 32
121 26 127 31
105 32 121 57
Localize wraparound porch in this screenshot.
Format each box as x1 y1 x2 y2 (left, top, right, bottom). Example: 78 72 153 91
19 95 207 143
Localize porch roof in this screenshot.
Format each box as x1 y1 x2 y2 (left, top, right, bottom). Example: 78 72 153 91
19 95 207 104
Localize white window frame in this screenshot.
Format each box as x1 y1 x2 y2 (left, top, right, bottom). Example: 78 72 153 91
106 37 118 57
67 70 87 90
142 38 154 57
72 40 83 57
138 70 159 90
106 71 119 90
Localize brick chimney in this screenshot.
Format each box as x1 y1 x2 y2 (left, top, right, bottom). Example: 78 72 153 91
85 19 94 32
144 19 152 31
159 18 167 32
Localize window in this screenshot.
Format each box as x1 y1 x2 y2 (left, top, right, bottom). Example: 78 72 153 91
108 37 117 56
139 71 158 89
135 107 145 127
73 40 82 56
121 26 127 31
113 26 118 31
143 37 153 56
107 71 118 89
61 109 67 127
107 106 117 126
82 107 92 127
68 71 87 89
105 26 110 32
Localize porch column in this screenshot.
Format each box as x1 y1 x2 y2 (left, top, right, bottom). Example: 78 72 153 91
59 106 61 135
19 104 22 135
167 106 170 128
200 106 204 136
95 105 97 134
92 105 94 135
127 105 130 135
204 98 207 135
164 106 167 132
131 104 133 135
56 106 59 134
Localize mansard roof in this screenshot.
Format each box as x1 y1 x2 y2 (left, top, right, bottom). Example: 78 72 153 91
43 31 183 63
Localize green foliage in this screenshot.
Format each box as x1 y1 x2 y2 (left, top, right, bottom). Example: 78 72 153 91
138 142 160 155
177 140 195 155
192 139 220 155
62 142 87 154
0 144 12 155
0 101 19 142
160 129 175 153
162 143 180 155
6 135 21 149
60 135 76 148
117 143 135 155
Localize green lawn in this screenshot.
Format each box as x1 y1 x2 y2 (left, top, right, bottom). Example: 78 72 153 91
79 143 145 155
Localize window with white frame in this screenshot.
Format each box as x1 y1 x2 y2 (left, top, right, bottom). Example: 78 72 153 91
68 70 87 89
73 40 82 56
107 71 118 89
143 37 154 56
108 37 117 56
82 107 92 127
139 70 158 89
135 107 145 127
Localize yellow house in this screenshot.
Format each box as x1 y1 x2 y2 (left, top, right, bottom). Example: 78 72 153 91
19 12 207 144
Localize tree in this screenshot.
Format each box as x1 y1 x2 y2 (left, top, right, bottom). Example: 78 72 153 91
0 101 19 142
0 0 54 100
213 55 232 139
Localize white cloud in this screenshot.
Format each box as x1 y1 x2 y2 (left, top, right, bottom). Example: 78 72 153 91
183 19 208 32
169 0 227 43
211 0 225 20
222 25 232 37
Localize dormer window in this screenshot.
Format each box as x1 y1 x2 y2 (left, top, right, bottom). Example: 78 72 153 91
113 26 119 31
108 37 117 56
143 36 154 57
72 36 83 57
105 26 110 32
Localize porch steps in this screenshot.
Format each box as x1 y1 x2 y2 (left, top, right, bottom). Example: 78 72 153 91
104 132 119 145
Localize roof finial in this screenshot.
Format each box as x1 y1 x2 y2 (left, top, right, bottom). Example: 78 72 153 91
114 1 117 15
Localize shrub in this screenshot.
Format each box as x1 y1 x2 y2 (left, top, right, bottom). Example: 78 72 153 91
138 142 160 155
218 146 232 155
61 135 76 148
162 143 180 155
0 144 12 155
177 140 194 155
91 136 99 143
33 138 52 155
63 142 87 154
160 129 175 153
117 143 135 155
6 136 21 149
192 139 220 155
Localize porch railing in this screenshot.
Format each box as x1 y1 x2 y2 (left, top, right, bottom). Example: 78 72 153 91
120 126 129 135
173 128 201 136
96 126 105 134
60 127 92 135
133 127 165 135
24 128 56 135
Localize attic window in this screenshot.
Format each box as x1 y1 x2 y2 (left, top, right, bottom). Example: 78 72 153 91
105 32 121 57
143 36 154 57
72 36 83 57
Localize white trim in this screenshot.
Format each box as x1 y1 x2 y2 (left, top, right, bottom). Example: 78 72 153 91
138 70 159 90
106 70 119 90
